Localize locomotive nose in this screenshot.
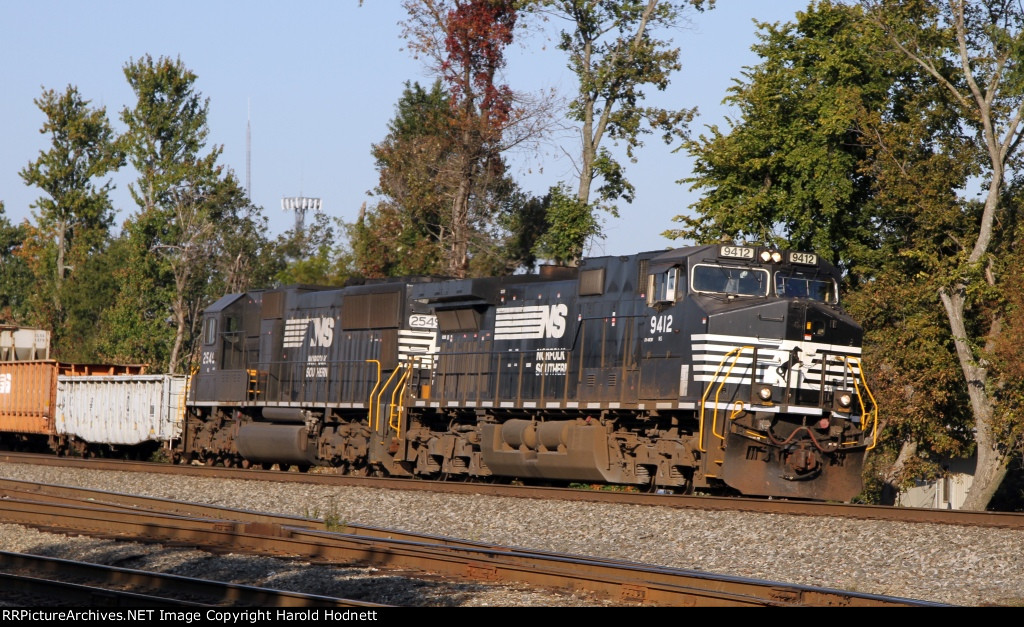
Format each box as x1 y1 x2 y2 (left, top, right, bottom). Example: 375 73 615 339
788 301 826 342
788 300 860 346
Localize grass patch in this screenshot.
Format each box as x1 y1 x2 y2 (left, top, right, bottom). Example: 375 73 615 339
305 498 347 532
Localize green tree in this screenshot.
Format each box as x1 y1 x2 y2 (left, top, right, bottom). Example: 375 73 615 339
522 0 711 260
0 203 33 324
841 43 981 502
863 0 1024 510
353 79 545 277
211 202 279 296
492 186 550 272
352 81 453 277
986 211 1024 478
668 3 905 277
531 183 599 264
57 239 125 361
674 0 1024 509
18 85 122 349
273 211 354 287
104 55 253 374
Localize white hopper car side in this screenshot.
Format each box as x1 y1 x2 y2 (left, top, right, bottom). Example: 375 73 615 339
56 374 188 452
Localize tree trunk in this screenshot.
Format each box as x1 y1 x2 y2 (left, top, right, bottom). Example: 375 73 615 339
448 165 472 279
169 256 190 375
939 286 1006 511
962 433 1009 511
879 439 918 505
577 94 595 207
168 300 186 376
54 219 66 319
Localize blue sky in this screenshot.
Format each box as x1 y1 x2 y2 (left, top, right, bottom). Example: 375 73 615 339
0 1 809 259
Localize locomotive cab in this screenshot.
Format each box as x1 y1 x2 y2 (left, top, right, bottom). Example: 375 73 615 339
672 244 876 500
193 292 263 404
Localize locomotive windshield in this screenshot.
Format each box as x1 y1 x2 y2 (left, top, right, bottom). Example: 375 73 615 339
692 264 768 296
775 271 838 303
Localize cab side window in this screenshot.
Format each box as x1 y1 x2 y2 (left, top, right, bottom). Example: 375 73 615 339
203 317 217 345
221 316 244 369
647 267 679 306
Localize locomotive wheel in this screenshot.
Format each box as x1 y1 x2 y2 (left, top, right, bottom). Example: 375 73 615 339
261 462 273 471
680 477 695 495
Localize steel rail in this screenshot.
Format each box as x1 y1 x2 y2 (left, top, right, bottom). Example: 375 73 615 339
0 551 383 608
0 489 944 607
2 452 1021 530
0 570 206 607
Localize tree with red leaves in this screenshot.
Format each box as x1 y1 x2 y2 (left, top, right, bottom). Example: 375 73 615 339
442 0 517 277
400 0 528 277
443 0 516 129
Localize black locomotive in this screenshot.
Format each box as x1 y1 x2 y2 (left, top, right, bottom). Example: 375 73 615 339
183 244 877 501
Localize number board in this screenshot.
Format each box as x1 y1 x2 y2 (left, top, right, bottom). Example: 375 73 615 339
789 252 818 265
720 245 755 260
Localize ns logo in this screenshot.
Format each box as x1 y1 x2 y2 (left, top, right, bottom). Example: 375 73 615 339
283 316 335 348
495 303 568 340
309 317 334 347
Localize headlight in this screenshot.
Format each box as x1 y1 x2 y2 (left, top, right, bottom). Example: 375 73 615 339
758 386 773 401
838 392 853 408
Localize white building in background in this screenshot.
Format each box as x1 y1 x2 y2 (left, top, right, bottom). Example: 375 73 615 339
897 456 976 510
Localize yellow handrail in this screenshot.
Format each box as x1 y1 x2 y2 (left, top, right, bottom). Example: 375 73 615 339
846 356 880 451
698 346 754 453
365 360 382 428
374 367 404 433
388 361 414 435
697 348 878 455
729 401 746 420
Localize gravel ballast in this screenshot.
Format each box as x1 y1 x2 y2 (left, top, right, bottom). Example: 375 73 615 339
0 463 1021 607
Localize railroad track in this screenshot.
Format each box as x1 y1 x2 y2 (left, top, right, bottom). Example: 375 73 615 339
2 451 1022 530
0 551 385 608
0 477 944 607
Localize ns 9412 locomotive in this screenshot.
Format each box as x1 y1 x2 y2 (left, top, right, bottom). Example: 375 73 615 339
184 244 877 502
